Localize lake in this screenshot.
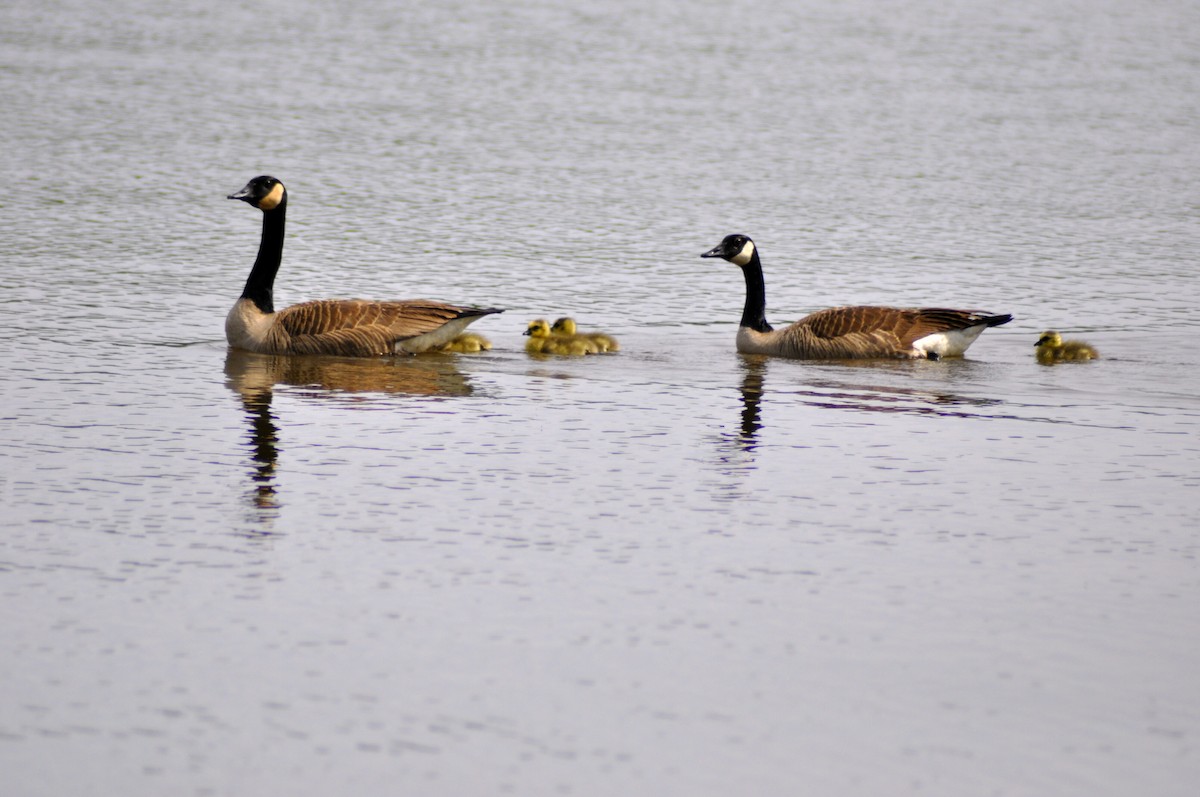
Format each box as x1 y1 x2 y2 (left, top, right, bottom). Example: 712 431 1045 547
2 0 1198 795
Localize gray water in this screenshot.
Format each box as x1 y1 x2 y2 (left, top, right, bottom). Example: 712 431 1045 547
3 0 1199 795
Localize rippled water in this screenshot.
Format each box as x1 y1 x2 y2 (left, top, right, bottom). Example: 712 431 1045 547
3 1 1199 795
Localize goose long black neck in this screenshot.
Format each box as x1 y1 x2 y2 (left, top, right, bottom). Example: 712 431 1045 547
241 198 286 314
739 249 773 333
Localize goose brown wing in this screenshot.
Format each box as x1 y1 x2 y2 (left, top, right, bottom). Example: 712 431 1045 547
275 299 476 356
802 306 1004 346
903 308 1012 340
800 306 913 339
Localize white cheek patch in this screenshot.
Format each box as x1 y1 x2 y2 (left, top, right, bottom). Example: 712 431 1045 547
730 240 755 266
258 183 285 210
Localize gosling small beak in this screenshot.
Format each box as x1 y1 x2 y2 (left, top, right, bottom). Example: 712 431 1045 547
522 328 533 336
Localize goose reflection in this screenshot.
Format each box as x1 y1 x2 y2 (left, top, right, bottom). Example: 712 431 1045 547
224 349 474 524
241 389 280 513
225 348 475 399
713 356 1013 503
707 357 767 505
722 356 1008 457
776 359 1007 418
736 357 766 451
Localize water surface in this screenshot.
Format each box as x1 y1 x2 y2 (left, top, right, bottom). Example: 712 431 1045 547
2 1 1199 795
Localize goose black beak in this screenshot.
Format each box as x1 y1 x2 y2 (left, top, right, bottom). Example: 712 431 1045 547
228 187 252 202
700 244 725 259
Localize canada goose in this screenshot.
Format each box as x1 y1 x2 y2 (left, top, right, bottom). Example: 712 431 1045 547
1034 330 1098 364
438 332 492 353
524 319 598 355
226 175 502 356
701 234 1012 359
550 317 620 352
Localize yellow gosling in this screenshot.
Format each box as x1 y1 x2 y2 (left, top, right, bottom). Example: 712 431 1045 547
438 332 492 353
551 317 620 352
1035 330 1099 364
524 319 553 354
524 319 598 355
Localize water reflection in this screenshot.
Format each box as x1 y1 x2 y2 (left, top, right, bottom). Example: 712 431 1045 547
737 358 766 452
706 358 767 506
754 358 1007 420
224 349 475 399
223 349 475 525
718 356 1013 463
242 390 280 513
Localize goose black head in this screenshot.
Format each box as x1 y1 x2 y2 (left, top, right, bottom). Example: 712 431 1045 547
701 234 756 267
229 175 286 212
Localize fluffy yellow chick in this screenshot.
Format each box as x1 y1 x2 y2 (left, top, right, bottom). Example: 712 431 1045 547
551 317 620 352
438 332 492 353
1035 330 1099 364
525 319 598 355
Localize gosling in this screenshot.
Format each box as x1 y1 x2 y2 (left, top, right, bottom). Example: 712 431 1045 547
524 319 598 355
1035 330 1099 364
438 333 492 353
551 317 620 352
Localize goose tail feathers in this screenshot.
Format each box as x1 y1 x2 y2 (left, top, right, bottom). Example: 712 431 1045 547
982 313 1013 328
458 307 505 320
